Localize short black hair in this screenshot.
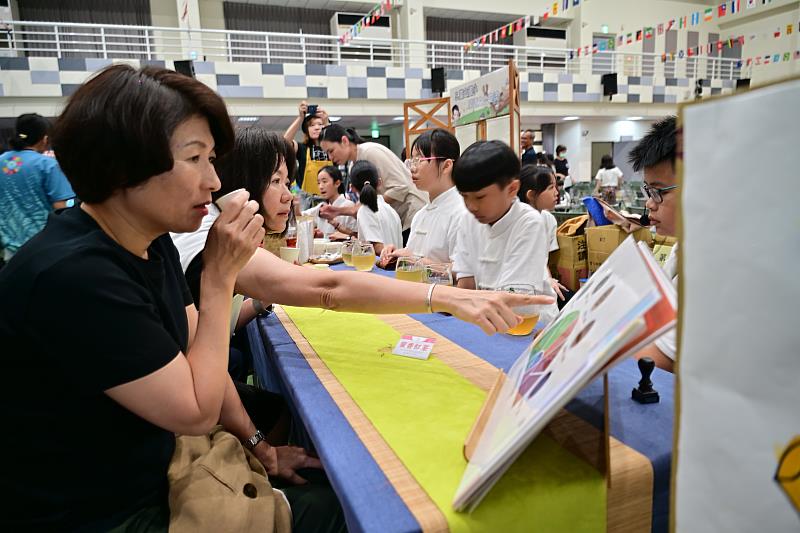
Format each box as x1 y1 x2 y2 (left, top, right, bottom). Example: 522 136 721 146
349 160 380 212
213 127 296 220
628 116 677 172
600 154 615 170
9 113 50 150
51 64 234 204
452 140 520 193
317 165 344 194
410 128 460 162
555 144 567 153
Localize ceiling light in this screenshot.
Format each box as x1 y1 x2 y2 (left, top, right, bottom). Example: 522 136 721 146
627 116 643 121
393 116 405 121
328 116 342 122
237 116 258 122
562 116 579 121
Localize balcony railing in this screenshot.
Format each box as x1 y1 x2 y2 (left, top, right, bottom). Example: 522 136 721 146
0 20 741 80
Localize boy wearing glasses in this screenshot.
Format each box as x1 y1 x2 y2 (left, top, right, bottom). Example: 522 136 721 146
451 140 550 298
629 116 679 372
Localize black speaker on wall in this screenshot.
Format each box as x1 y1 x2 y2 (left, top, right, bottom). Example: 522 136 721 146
174 60 196 78
736 78 751 89
601 73 618 96
431 67 446 95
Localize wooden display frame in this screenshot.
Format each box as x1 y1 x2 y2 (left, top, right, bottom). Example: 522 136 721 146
461 59 520 149
403 96 453 154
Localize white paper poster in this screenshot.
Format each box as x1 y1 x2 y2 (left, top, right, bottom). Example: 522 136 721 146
675 78 800 531
450 66 510 126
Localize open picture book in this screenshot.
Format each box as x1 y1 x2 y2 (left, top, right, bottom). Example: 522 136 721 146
453 236 677 511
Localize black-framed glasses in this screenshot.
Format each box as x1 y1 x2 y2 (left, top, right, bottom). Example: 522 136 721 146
640 183 678 204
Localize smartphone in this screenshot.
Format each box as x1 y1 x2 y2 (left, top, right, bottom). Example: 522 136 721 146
307 104 318 117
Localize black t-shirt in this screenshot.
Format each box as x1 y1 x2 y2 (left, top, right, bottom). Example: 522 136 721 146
554 157 570 177
0 207 192 530
294 141 329 188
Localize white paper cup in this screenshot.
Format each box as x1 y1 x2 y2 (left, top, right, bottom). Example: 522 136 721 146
279 246 300 263
214 188 248 212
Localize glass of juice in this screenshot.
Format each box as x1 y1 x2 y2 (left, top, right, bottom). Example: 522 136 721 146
395 256 424 283
500 284 542 336
341 240 355 266
352 242 376 272
425 263 453 286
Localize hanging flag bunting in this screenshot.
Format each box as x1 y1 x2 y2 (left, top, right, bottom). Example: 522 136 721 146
338 0 397 44
782 51 790 61
645 27 654 39
773 53 780 62
704 8 714 21
774 28 781 38
636 29 643 41
691 12 701 26
730 0 740 14
718 3 727 17
627 33 633 44
594 42 601 53
617 34 624 46
658 23 664 35
573 0 580 6
463 15 538 52
666 19 675 31
562 0 569 11
787 24 793 35
552 1 558 15
542 11 549 21
678 15 687 29
747 0 756 7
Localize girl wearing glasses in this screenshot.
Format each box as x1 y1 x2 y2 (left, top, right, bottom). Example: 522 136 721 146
378 129 466 268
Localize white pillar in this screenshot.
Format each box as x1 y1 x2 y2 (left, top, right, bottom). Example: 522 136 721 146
391 0 426 68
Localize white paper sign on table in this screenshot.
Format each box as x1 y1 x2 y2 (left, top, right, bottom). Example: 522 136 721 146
392 335 435 360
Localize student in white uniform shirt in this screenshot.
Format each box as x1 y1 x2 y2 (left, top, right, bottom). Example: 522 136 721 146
378 129 466 267
301 165 357 237
518 165 569 308
348 160 403 256
452 140 550 294
629 116 679 373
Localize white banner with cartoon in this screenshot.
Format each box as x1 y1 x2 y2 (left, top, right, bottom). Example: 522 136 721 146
450 66 510 126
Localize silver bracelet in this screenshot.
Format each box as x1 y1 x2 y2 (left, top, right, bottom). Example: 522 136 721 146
426 283 436 313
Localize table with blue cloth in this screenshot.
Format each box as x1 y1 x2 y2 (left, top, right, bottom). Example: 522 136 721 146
247 263 674 533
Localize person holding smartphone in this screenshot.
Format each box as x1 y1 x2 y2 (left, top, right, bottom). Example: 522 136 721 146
283 100 330 207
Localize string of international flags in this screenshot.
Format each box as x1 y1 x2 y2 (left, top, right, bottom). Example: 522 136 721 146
338 0 396 45
463 0 799 66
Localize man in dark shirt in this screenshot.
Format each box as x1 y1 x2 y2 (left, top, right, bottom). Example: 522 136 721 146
520 129 537 166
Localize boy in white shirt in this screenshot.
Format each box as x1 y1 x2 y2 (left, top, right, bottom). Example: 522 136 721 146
379 129 467 266
452 140 549 294
301 165 357 237
629 116 679 372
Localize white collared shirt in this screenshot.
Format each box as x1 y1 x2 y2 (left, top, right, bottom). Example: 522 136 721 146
654 243 678 361
357 195 403 247
302 194 357 235
405 186 467 264
541 210 559 252
453 199 549 290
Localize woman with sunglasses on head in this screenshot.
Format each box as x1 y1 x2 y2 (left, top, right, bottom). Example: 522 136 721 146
319 124 427 244
378 129 467 268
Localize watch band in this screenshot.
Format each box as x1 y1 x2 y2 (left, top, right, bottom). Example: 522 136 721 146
244 429 266 451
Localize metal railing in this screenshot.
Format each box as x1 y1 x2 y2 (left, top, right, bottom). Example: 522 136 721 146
0 20 741 80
